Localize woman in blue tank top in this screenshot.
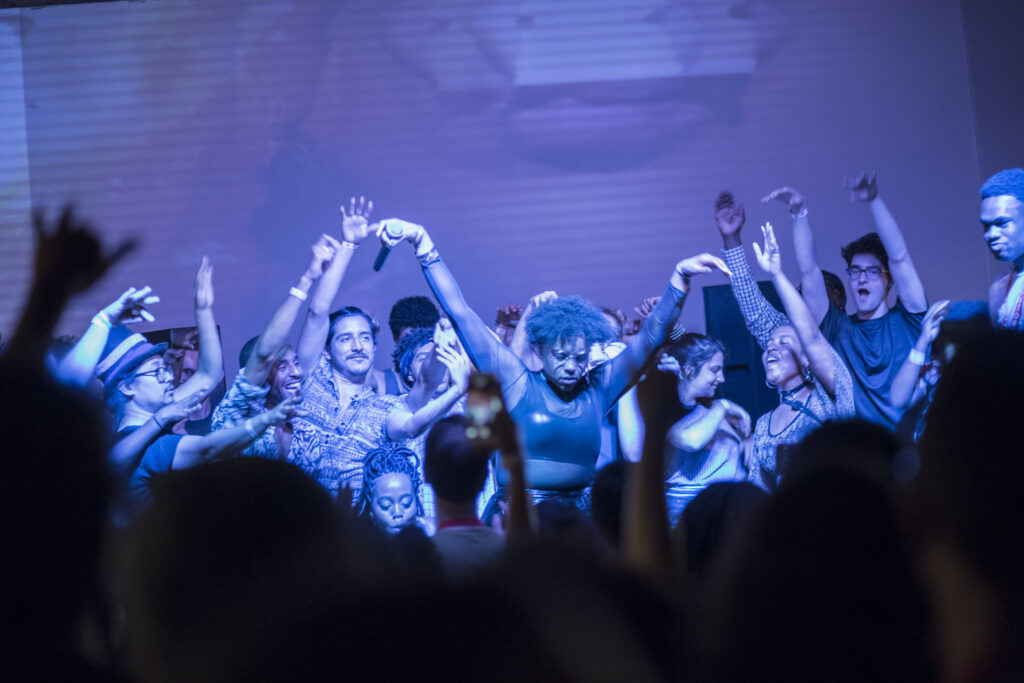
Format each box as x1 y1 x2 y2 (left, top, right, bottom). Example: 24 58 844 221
376 219 730 512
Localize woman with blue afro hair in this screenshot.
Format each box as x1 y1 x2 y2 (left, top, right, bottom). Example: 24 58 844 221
376 218 730 511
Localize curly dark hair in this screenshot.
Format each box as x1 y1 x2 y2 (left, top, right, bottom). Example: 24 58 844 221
840 232 889 273
980 168 1024 202
392 327 434 386
388 296 440 342
526 295 615 349
359 445 424 519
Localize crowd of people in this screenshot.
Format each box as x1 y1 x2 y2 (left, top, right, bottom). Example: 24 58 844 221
3 168 1024 682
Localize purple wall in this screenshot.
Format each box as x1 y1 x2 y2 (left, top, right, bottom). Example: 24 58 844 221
0 0 997 373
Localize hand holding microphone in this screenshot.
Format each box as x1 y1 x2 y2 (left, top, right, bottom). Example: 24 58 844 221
374 218 428 271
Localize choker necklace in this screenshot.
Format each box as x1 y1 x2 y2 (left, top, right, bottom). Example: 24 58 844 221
778 382 810 400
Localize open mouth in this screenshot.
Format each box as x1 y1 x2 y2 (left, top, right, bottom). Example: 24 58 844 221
857 287 870 297
284 380 302 392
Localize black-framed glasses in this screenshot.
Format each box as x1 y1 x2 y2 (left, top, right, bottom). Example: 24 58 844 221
136 365 172 381
846 266 888 281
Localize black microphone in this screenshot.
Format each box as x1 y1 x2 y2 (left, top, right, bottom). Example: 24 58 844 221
373 221 404 272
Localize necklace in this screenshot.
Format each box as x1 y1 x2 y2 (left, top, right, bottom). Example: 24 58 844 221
778 381 811 400
768 384 812 438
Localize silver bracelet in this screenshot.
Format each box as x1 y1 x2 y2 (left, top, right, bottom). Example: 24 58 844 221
288 286 308 301
417 247 441 266
790 206 809 219
340 240 358 250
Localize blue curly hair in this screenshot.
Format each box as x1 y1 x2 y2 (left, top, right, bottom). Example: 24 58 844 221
391 327 434 386
981 168 1024 202
526 295 615 349
359 445 424 519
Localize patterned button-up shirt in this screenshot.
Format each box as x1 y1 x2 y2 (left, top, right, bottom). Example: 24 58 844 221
289 351 406 499
210 371 282 459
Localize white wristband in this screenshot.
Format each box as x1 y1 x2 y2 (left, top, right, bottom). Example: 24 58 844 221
790 206 809 219
288 287 308 302
340 240 358 250
91 311 113 330
908 348 926 366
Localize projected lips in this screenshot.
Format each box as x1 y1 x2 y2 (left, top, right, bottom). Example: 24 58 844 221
380 0 783 168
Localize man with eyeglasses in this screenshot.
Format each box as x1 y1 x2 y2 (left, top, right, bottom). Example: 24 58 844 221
762 173 927 429
98 259 298 522
980 168 1024 331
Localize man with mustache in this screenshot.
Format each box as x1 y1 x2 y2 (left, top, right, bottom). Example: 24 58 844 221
980 168 1024 331
287 198 409 500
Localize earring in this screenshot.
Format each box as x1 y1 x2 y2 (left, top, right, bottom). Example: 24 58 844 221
801 365 813 383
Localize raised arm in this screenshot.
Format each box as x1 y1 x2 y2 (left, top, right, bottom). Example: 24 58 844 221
387 341 470 440
377 220 528 386
890 300 949 410
110 387 209 477
170 394 300 469
57 286 159 387
754 222 837 395
296 197 374 374
9 206 134 367
715 191 788 348
246 235 336 387
622 368 674 584
602 254 731 405
844 172 927 313
508 292 555 372
173 258 224 399
762 187 830 323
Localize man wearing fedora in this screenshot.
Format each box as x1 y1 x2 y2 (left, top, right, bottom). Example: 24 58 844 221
96 258 297 521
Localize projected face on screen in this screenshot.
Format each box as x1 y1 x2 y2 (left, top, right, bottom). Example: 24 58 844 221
380 0 781 169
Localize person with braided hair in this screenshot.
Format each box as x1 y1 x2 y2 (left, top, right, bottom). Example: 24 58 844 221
360 445 425 534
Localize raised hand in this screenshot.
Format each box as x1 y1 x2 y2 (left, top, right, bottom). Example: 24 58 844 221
920 299 951 346
339 196 375 244
761 186 806 215
633 296 660 321
672 253 732 293
101 286 160 325
657 352 682 378
265 392 303 426
714 190 746 238
305 234 340 280
436 342 472 393
32 205 136 295
525 290 557 315
675 253 732 282
193 257 214 310
433 316 460 351
156 383 211 427
376 218 424 249
752 222 782 277
494 303 522 329
843 171 878 202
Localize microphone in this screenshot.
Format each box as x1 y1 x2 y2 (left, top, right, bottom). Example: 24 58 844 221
373 221 404 272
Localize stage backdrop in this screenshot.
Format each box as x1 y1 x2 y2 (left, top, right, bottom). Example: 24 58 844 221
0 0 995 375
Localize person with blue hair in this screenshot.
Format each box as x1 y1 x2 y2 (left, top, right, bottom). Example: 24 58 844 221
980 168 1024 330
376 217 730 512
